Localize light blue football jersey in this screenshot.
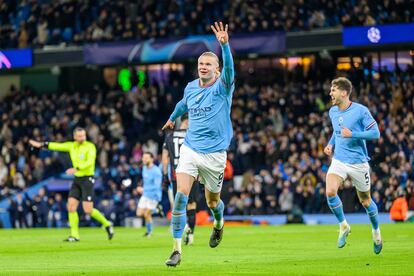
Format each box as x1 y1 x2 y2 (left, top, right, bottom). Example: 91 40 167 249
328 102 380 164
169 43 235 153
142 165 162 202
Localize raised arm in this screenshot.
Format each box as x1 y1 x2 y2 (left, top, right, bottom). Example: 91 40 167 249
211 22 234 88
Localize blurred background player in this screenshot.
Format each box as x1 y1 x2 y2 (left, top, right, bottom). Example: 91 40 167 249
136 152 162 237
162 113 198 245
29 127 114 242
324 77 382 254
162 21 235 266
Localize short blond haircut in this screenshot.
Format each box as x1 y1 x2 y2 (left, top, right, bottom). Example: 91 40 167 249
199 51 219 66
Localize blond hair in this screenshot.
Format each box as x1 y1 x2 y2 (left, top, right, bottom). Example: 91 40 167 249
199 51 219 65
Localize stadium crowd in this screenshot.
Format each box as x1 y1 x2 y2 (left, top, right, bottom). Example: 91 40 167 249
1 0 413 48
1 62 413 227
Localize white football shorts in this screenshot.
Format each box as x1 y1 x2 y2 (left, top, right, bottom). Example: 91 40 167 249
327 158 371 192
137 196 159 210
176 144 226 193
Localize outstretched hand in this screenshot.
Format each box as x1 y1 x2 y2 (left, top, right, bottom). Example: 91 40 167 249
211 21 228 45
29 139 42 149
162 119 175 131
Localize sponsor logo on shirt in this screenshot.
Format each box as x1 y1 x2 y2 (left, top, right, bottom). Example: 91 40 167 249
189 106 212 117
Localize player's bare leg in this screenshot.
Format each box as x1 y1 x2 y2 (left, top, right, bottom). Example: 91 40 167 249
357 191 382 254
326 174 350 248
166 173 194 267
206 189 224 248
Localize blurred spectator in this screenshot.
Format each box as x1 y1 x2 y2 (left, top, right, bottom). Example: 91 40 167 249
390 188 409 222
279 186 294 213
1 0 413 48
48 193 67 228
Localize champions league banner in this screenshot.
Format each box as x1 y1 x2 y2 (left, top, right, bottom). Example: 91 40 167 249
0 49 32 70
343 23 414 47
83 32 285 65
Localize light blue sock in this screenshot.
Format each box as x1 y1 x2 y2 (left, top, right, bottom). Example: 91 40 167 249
146 222 153 234
210 200 224 229
171 192 188 239
327 195 346 223
364 200 379 230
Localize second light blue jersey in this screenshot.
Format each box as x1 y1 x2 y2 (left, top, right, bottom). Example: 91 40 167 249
142 165 162 202
169 43 235 153
328 102 380 164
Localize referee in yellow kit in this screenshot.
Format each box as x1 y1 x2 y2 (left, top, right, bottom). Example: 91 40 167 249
29 127 114 242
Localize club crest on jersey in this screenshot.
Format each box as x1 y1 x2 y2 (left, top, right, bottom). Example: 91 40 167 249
79 153 84 160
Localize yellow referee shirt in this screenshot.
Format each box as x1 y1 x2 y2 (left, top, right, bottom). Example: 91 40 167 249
48 141 96 177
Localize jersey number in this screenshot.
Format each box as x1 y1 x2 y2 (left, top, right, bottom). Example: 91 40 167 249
173 137 185 166
217 172 224 187
364 172 370 185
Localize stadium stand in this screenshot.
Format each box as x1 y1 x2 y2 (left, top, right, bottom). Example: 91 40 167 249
1 0 413 48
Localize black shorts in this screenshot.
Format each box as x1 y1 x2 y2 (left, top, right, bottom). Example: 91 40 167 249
172 180 199 204
69 176 95 202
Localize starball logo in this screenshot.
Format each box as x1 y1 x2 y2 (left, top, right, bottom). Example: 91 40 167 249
0 51 12 69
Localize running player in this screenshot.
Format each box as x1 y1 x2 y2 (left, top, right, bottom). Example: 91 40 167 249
324 77 382 254
29 127 114 241
136 152 162 237
162 21 235 266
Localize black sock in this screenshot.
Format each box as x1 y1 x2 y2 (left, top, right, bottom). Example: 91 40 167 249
187 209 196 233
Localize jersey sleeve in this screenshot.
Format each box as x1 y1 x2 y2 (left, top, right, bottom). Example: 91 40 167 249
48 142 72 152
361 107 377 130
351 106 380 140
169 85 189 121
220 43 235 93
328 133 335 145
328 108 335 145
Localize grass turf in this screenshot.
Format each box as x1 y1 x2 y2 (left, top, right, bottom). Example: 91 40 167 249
0 223 413 275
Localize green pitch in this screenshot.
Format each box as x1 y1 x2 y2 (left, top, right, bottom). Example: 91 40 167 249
0 224 413 275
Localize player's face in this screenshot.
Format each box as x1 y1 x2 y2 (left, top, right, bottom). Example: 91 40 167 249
198 55 219 81
329 85 347 106
74 130 86 143
142 153 153 166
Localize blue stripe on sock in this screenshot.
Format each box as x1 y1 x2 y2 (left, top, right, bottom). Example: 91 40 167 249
327 195 346 223
365 200 379 230
146 222 152 234
171 192 188 239
210 200 224 225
